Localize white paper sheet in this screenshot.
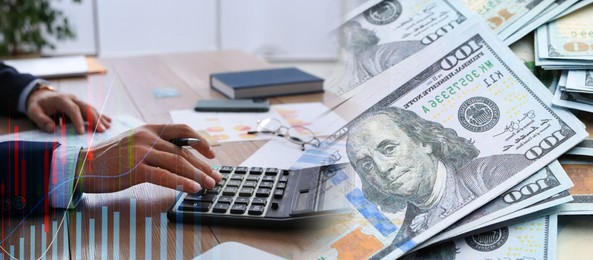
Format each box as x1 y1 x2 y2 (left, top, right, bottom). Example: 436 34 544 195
194 242 284 260
240 139 304 168
170 102 340 143
4 55 89 78
0 114 144 147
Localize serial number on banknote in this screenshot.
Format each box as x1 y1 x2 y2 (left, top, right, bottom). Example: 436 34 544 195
422 63 501 114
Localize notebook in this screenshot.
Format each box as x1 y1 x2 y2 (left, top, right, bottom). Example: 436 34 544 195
210 67 324 99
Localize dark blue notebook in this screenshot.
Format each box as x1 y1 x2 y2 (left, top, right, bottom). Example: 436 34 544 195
210 67 324 99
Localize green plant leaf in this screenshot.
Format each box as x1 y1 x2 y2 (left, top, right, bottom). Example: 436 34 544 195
0 0 79 56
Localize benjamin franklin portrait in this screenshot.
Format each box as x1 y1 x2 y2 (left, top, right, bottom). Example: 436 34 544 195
346 106 532 247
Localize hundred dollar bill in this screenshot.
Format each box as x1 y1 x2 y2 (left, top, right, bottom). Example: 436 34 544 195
537 4 593 60
325 0 474 97
558 208 593 215
560 86 593 94
553 0 593 19
504 0 578 45
534 30 593 70
534 56 593 70
557 216 593 260
497 0 556 40
558 69 568 89
552 71 593 113
563 86 593 94
565 70 593 92
566 70 593 85
462 0 554 36
441 205 561 241
565 139 593 156
296 20 586 259
507 35 561 91
420 160 572 247
482 190 571 226
340 0 384 23
403 215 558 260
553 90 593 112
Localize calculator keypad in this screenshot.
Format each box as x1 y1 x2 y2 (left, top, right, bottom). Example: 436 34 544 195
178 166 289 217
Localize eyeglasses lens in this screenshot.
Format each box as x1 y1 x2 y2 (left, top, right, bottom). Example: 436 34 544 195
257 118 282 133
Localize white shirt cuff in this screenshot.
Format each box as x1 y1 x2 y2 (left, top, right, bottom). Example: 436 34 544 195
50 144 83 209
17 79 51 115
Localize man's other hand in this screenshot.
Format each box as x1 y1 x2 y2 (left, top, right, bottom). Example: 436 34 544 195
27 89 111 134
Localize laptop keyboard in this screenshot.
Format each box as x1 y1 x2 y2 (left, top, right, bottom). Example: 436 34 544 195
178 166 290 216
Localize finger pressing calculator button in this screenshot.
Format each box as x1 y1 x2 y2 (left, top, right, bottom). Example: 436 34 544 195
256 188 271 197
230 203 247 214
179 201 211 212
248 205 265 215
219 166 234 173
185 193 217 203
213 203 230 213
223 187 238 196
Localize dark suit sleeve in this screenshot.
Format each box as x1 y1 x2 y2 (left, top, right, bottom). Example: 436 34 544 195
0 141 59 216
0 62 38 116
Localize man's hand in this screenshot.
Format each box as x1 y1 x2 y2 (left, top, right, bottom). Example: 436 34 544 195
27 89 111 134
75 124 222 193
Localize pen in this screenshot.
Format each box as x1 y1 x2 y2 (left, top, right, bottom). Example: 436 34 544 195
170 138 201 146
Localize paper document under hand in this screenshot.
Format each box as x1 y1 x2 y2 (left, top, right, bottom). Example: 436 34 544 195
0 115 144 147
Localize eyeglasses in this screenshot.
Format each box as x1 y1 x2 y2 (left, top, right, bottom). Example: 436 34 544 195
247 118 320 151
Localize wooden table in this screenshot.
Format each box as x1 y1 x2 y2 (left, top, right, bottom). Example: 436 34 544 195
1 50 334 259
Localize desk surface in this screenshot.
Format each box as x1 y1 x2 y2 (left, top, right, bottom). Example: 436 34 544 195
2 50 593 259
1 50 334 259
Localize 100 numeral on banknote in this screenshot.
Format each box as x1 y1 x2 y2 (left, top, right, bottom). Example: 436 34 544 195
325 0 473 96
297 22 586 259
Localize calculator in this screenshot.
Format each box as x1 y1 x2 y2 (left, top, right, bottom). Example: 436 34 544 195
167 164 350 228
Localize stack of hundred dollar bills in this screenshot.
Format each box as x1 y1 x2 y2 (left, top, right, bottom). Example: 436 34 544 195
535 2 593 70
301 0 593 259
465 0 593 46
523 2 593 114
